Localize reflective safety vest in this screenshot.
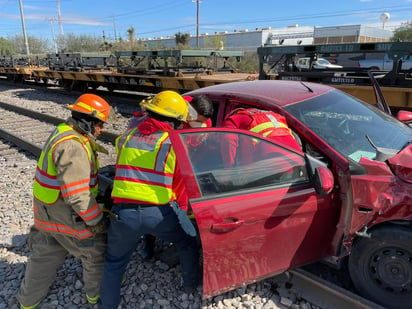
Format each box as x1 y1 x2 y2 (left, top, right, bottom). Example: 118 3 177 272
33 123 99 205
111 128 176 205
238 108 294 140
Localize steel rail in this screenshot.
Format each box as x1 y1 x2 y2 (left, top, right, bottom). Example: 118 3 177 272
0 77 151 110
0 101 118 188
0 100 119 142
289 269 385 309
0 126 42 157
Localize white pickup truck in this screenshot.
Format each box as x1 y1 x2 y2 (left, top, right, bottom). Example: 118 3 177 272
296 57 343 70
357 54 412 70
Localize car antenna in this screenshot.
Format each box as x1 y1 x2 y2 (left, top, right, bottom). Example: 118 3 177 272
300 82 313 93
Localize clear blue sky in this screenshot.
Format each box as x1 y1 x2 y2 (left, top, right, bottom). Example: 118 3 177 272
0 0 411 42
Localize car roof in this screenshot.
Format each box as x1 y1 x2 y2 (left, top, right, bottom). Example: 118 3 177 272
186 80 335 108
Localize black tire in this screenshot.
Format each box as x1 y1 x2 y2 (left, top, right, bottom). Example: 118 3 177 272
348 225 412 309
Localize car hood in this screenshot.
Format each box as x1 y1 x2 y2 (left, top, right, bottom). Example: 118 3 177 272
388 143 412 183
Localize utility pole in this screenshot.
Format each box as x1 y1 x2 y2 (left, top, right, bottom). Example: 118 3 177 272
192 0 202 49
56 0 65 47
18 0 30 56
47 18 58 53
113 14 117 41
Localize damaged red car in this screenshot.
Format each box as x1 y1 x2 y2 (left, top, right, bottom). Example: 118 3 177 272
165 80 412 309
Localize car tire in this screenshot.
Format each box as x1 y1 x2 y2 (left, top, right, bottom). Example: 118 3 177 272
348 225 412 309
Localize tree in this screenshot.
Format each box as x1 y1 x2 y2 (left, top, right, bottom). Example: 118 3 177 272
127 26 135 49
391 21 412 42
175 32 191 46
203 35 226 50
0 37 15 56
8 35 50 54
64 34 103 52
235 52 259 73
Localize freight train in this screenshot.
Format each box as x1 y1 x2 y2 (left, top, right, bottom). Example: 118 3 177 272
0 49 257 93
2 42 412 111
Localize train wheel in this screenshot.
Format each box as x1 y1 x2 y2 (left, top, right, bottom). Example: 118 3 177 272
348 225 412 309
62 80 74 92
73 81 88 92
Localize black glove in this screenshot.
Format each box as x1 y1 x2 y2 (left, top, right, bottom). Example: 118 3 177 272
96 186 114 211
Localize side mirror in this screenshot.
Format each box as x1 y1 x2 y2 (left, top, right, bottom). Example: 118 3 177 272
397 110 412 126
314 166 334 196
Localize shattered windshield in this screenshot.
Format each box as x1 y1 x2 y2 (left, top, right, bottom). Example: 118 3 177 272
284 90 412 162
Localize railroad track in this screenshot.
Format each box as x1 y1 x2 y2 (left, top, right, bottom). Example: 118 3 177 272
0 77 150 116
0 100 384 309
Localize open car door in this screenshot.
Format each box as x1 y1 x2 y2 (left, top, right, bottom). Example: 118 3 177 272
168 128 339 299
368 71 391 115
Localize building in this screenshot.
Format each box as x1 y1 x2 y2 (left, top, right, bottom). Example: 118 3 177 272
313 25 392 44
141 24 393 52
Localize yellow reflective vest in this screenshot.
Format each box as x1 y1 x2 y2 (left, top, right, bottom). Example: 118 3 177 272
111 128 176 205
33 123 99 205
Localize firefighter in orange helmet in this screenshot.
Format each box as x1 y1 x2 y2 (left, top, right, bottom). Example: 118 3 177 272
99 91 200 309
17 94 115 309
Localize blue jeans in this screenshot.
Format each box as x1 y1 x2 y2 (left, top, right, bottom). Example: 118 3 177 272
98 204 199 309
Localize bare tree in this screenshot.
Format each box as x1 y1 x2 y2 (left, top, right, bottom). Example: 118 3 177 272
8 35 50 54
64 33 102 52
127 26 135 49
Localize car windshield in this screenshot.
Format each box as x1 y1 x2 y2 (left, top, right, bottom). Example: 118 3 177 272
284 89 412 162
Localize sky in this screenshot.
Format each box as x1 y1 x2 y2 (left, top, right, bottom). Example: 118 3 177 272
0 0 411 44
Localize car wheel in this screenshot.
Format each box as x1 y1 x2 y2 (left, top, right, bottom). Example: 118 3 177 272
348 225 412 309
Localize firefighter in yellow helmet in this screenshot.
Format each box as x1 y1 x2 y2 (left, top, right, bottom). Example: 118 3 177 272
17 94 115 309
98 91 199 309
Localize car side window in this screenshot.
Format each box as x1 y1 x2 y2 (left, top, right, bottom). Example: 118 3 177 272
181 131 309 197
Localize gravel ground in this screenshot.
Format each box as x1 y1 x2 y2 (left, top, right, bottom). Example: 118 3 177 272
0 83 317 309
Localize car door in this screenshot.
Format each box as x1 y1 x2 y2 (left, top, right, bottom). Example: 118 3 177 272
169 128 340 299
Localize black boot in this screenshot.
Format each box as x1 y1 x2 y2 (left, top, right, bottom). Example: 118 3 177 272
140 234 156 260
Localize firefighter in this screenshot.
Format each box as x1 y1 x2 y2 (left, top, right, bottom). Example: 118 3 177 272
183 94 213 129
99 90 200 309
221 107 301 168
16 94 115 309
139 94 214 261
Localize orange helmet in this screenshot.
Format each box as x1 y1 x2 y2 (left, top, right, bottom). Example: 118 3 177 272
66 94 114 123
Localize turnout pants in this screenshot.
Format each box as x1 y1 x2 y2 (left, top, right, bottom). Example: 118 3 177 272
16 226 106 307
99 204 199 309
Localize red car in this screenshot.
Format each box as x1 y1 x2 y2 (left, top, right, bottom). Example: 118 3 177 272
164 80 412 309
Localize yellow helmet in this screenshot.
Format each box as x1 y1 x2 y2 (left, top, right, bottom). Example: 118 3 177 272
144 91 197 122
66 94 115 123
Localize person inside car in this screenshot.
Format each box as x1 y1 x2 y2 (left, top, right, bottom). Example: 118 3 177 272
221 107 301 168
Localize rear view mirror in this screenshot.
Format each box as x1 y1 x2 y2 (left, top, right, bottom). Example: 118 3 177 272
314 166 334 196
305 154 334 196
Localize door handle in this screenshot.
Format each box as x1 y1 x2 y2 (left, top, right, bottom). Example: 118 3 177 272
211 219 244 233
